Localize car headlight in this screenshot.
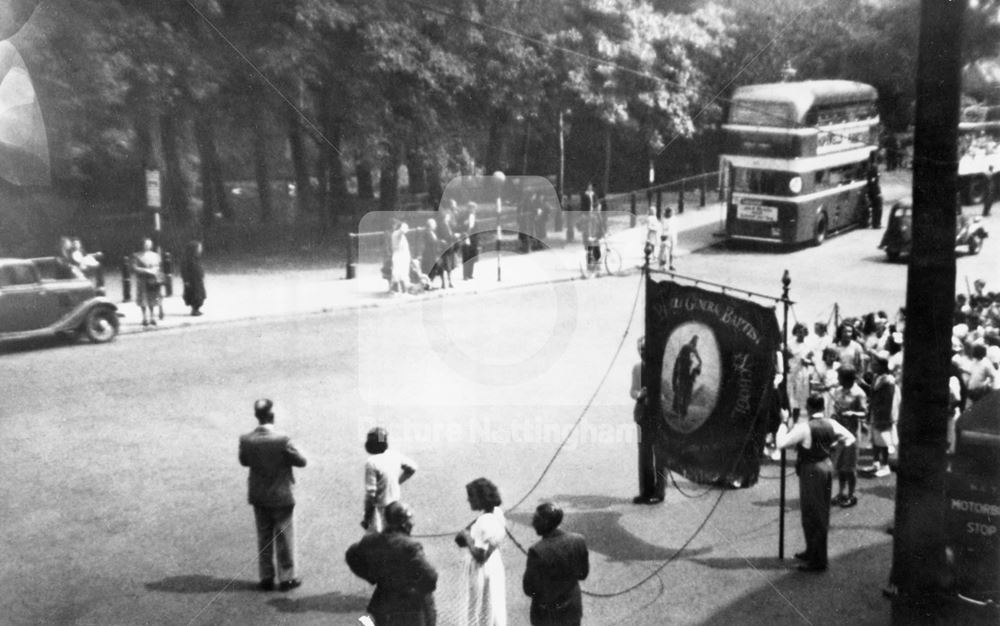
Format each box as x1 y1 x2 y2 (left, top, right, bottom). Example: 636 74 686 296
788 176 802 194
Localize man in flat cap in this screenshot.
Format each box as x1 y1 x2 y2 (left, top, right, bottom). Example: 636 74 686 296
238 399 307 591
346 501 438 626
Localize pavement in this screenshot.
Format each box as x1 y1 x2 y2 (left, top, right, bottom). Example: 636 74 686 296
105 200 729 336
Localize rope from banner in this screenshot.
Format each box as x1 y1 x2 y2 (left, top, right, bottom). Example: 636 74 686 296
413 269 646 538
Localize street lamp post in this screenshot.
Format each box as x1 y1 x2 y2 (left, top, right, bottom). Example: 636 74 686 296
494 170 505 282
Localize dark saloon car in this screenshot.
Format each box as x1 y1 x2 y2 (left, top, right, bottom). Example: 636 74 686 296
879 198 988 261
0 257 119 343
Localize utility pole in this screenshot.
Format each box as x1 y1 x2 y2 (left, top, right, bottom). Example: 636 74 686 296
891 0 965 622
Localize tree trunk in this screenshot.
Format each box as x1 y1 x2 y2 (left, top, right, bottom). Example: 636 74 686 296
287 108 311 220
406 147 427 195
253 107 273 223
160 111 189 221
379 145 399 211
602 124 611 196
194 113 230 226
484 109 509 175
356 158 374 199
427 163 443 211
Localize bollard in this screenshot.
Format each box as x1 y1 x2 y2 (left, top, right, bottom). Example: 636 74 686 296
678 181 685 214
700 173 707 207
346 233 357 279
162 251 174 297
566 198 575 243
630 192 637 227
122 256 131 302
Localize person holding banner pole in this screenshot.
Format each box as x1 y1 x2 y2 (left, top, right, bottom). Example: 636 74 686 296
776 394 856 572
631 337 664 504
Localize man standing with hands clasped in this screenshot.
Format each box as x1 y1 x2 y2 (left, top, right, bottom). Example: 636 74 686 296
522 502 590 625
239 399 307 591
776 395 855 573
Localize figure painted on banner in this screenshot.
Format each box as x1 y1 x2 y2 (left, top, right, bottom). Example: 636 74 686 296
672 335 702 418
455 477 507 626
829 367 867 508
631 337 663 504
776 394 856 573
347 501 438 626
461 202 479 280
390 220 412 295
659 207 677 270
238 399 307 592
180 240 205 316
362 427 417 534
522 502 590 626
131 237 163 328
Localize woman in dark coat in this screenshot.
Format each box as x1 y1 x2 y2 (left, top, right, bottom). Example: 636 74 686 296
180 240 206 316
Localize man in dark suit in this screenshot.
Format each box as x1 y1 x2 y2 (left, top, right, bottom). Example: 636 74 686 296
238 399 307 591
346 501 438 626
522 502 590 625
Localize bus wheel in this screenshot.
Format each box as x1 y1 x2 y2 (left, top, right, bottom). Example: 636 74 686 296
965 175 989 205
813 215 828 246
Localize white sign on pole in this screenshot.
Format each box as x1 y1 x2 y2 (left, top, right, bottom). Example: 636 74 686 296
145 169 161 209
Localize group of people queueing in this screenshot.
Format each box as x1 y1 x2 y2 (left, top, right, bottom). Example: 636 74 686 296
238 409 591 626
387 200 480 296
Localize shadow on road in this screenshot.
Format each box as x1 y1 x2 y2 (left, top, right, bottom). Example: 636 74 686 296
507 494 711 563
268 592 369 614
144 574 258 593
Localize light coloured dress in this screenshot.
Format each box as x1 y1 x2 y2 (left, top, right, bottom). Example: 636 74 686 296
462 508 507 626
390 226 411 286
363 449 416 533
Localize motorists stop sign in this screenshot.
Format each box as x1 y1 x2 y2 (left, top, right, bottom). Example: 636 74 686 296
145 169 161 209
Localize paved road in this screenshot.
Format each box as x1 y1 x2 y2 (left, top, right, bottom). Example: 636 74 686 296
3 278 900 626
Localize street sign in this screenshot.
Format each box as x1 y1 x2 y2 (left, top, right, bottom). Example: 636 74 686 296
145 169 161 209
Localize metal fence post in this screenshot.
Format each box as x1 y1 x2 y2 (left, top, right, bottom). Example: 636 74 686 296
678 180 685 214
346 233 357 279
656 189 662 219
162 251 174 297
630 191 637 227
700 173 707 207
121 256 131 302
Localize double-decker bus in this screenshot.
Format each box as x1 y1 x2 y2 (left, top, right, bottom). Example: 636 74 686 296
958 104 1000 205
720 80 879 245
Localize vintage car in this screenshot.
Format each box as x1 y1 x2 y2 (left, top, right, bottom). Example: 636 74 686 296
0 257 119 343
879 198 989 261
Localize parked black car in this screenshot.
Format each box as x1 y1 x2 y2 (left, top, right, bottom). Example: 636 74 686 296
879 198 988 261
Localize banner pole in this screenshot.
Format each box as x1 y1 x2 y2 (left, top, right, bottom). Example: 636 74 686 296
779 270 791 559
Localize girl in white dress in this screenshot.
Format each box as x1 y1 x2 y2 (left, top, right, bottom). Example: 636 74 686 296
455 478 506 626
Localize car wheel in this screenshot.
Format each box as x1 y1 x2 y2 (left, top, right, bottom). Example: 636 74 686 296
968 233 983 255
813 214 828 246
83 308 118 343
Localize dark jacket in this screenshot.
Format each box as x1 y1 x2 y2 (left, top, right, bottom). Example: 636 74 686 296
238 425 307 508
523 528 590 625
346 530 438 626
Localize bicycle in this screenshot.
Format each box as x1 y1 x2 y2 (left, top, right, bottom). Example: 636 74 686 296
578 236 622 278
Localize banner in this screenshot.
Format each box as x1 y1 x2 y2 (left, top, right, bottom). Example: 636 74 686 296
644 277 781 487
